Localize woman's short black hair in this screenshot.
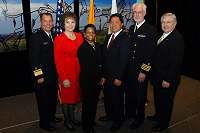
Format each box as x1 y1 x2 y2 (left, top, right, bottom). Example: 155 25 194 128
84 24 96 33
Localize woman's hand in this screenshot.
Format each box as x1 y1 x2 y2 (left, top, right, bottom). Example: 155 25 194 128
63 79 71 88
99 78 106 85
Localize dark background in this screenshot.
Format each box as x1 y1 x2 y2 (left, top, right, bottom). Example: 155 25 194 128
0 0 199 98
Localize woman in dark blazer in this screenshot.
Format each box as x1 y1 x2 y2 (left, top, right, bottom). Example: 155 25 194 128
77 24 106 133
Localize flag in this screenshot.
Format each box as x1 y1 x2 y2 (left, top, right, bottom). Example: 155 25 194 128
111 0 117 14
55 0 64 35
108 0 117 34
88 0 95 25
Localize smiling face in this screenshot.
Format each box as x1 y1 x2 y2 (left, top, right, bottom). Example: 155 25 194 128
133 5 146 24
84 27 96 43
40 14 53 33
161 16 176 33
110 16 123 33
64 18 76 32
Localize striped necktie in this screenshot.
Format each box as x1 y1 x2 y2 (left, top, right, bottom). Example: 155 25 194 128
157 34 164 45
107 34 115 50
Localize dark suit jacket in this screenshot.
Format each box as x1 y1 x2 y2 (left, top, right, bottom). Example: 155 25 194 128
29 28 58 84
77 40 105 85
128 22 158 76
150 29 185 87
102 31 133 84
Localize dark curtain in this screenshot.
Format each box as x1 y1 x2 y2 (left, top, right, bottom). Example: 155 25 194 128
157 0 200 80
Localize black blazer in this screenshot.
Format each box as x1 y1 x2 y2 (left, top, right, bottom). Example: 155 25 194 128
77 40 105 85
128 22 158 76
29 28 58 84
102 31 133 84
150 29 185 87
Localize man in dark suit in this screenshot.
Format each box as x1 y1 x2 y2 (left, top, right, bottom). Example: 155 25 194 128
29 13 62 131
99 13 133 132
147 13 185 132
124 2 158 129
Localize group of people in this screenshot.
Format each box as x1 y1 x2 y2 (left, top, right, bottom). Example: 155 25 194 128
29 2 184 133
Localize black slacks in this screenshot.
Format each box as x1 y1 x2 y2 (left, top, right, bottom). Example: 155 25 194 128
34 81 58 126
125 75 148 123
153 84 178 128
103 83 124 124
80 81 100 132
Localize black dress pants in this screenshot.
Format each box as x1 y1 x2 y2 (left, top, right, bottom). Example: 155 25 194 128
80 81 100 132
153 84 178 128
125 75 148 123
103 83 124 125
34 82 58 126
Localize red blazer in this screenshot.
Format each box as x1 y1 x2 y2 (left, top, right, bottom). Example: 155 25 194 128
54 32 84 82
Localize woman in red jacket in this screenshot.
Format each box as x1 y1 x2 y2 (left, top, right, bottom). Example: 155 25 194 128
54 12 84 131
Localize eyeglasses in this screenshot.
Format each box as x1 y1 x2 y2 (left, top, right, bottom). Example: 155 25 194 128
161 21 174 24
133 11 144 15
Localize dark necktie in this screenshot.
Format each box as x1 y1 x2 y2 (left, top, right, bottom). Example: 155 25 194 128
49 34 53 42
107 34 115 50
134 26 138 33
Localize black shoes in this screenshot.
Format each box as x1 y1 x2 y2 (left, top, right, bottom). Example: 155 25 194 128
39 124 55 131
151 125 167 132
93 121 100 126
147 115 157 121
99 116 113 121
129 121 142 129
110 123 122 132
64 122 76 131
51 117 62 123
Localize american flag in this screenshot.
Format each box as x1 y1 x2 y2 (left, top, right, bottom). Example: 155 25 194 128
55 0 64 35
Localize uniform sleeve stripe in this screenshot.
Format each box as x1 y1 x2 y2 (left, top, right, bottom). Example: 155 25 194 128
141 63 151 72
33 69 43 76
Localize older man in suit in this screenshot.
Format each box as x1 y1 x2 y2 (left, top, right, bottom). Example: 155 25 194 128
147 13 185 132
99 13 133 132
29 13 62 131
124 2 158 129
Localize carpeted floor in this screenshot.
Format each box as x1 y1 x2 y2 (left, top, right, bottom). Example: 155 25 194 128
0 75 200 133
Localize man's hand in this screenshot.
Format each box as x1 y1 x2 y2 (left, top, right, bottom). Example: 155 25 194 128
138 72 146 83
37 78 44 84
162 80 170 88
114 79 121 86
